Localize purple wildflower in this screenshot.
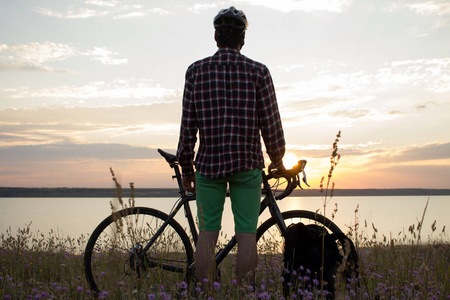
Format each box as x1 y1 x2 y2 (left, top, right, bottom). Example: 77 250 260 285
98 291 109 299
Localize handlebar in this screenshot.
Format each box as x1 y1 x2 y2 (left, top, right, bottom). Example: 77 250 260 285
265 160 310 200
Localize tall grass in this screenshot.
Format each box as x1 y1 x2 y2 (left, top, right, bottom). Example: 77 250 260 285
319 130 342 295
1 216 448 299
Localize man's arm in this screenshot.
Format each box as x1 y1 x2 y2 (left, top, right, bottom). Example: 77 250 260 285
176 69 197 177
257 67 286 168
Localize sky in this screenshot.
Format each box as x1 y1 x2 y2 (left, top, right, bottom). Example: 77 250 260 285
0 0 449 189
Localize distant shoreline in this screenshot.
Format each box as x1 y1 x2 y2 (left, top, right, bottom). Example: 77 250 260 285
1 187 449 198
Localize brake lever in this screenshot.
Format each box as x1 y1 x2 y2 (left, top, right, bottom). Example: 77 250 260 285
302 170 310 187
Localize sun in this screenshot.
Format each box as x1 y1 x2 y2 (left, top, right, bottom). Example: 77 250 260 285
283 152 301 169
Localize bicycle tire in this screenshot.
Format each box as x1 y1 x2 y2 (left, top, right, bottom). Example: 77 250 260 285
84 207 194 294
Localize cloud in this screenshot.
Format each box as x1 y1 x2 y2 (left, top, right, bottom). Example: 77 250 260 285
387 0 450 15
186 3 219 14
404 1 450 15
1 140 448 188
332 142 450 181
0 103 182 147
0 143 161 161
83 47 128 65
377 142 450 163
279 57 450 100
1 42 77 63
114 11 147 19
34 7 109 19
0 104 180 125
0 42 127 72
377 58 450 93
238 0 352 12
33 0 351 20
2 78 178 100
275 57 450 125
34 1 170 19
85 0 119 7
0 63 72 73
386 1 450 35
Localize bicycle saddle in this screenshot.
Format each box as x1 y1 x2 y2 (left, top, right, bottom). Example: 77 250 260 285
157 149 178 164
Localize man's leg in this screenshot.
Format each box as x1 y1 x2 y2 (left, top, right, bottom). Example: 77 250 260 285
229 169 262 287
195 172 226 287
196 230 219 286
235 232 257 286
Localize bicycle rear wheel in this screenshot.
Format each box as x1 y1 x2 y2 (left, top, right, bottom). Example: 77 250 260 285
84 207 194 294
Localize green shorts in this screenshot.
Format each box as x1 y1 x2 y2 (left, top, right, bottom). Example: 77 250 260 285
196 169 262 233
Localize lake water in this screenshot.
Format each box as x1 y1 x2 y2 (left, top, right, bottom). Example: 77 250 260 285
1 196 448 245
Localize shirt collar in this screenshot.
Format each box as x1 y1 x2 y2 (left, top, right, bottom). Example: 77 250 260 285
216 48 240 54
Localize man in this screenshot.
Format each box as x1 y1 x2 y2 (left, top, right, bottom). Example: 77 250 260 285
176 6 285 289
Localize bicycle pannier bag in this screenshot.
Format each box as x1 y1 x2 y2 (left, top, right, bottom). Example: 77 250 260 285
282 222 358 298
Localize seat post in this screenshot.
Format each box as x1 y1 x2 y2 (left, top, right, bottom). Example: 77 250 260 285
173 164 187 197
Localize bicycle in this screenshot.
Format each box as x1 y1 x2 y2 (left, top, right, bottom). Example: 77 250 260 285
84 149 348 294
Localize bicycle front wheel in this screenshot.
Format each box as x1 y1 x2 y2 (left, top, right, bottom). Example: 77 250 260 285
84 207 194 294
256 210 342 277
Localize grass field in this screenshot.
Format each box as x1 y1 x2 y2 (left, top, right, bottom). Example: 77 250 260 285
1 216 448 299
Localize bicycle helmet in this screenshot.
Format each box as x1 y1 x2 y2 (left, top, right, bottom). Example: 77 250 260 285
213 6 248 33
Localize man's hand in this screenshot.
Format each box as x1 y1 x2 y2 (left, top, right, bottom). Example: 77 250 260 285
182 174 196 193
268 161 286 173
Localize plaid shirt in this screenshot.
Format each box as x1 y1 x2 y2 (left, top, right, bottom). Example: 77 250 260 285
176 48 285 179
